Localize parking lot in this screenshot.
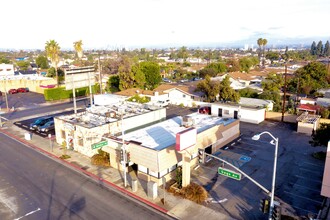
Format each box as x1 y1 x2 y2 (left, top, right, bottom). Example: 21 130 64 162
192 121 325 219
0 91 46 110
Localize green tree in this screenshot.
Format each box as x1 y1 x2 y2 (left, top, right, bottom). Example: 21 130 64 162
324 41 330 57
238 88 259 98
194 49 203 66
45 40 60 87
199 68 217 78
16 60 30 70
226 59 240 72
36 55 49 69
132 64 145 89
73 40 83 63
0 57 11 64
106 75 120 93
266 51 280 64
290 61 329 95
309 123 330 147
196 75 220 102
178 46 189 61
239 57 254 72
316 41 323 56
219 75 240 103
140 61 161 90
205 62 227 74
258 91 282 111
262 72 284 92
310 41 317 56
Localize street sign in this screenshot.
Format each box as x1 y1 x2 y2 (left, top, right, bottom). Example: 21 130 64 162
91 140 108 150
218 167 241 180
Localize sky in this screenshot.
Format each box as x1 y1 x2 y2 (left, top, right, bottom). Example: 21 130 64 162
1 0 330 50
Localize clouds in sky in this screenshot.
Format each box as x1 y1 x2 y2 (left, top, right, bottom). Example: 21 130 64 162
2 0 330 49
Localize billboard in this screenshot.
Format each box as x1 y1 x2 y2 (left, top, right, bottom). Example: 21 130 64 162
175 127 197 152
65 66 95 90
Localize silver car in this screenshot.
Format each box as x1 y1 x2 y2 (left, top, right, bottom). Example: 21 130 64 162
37 120 55 132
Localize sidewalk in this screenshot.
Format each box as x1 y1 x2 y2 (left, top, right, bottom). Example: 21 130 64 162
0 122 232 220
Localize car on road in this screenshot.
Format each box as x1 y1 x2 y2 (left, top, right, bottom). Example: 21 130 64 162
162 78 172 83
8 89 18 94
37 120 55 132
17 88 29 93
30 116 54 130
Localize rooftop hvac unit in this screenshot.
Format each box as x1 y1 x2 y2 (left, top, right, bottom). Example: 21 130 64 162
182 115 194 127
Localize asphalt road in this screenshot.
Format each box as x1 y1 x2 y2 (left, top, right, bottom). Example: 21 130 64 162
0 133 172 220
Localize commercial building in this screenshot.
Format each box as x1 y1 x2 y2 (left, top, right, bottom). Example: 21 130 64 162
54 101 166 157
102 113 240 185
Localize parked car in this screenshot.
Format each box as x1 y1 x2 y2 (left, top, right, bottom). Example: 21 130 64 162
37 120 55 132
17 87 29 93
155 99 170 107
30 116 54 130
8 89 18 94
162 78 172 83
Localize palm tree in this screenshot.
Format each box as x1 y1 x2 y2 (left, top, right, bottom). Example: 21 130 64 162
73 40 83 65
45 40 60 87
257 38 268 67
262 38 268 67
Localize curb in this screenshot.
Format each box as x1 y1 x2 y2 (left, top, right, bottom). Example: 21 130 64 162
0 128 169 216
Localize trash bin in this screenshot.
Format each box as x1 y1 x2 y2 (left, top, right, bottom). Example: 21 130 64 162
25 133 32 140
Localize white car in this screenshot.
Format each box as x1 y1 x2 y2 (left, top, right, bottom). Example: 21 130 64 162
156 100 170 107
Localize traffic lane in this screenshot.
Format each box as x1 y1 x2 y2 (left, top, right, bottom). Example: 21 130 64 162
0 133 171 220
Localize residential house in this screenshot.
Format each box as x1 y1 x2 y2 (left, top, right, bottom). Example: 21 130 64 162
0 63 15 77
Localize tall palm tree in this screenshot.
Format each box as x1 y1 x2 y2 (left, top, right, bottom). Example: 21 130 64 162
257 38 263 63
262 38 268 67
45 40 60 87
73 40 83 65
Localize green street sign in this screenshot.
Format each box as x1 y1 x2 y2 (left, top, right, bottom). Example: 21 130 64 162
218 167 241 180
91 140 108 150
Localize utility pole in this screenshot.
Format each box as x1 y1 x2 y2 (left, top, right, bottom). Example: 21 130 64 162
281 64 287 122
4 79 9 111
98 53 102 94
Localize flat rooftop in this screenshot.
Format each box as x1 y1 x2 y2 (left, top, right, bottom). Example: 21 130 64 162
119 113 236 151
56 102 153 128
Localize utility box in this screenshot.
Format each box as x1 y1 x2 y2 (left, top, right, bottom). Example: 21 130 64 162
147 181 157 200
25 133 32 140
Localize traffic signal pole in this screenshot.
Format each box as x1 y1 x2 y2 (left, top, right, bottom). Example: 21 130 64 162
202 151 270 194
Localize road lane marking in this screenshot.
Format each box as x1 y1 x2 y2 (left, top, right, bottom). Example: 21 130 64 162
289 182 321 193
14 207 41 220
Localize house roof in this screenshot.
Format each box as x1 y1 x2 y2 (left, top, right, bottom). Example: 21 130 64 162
296 104 320 112
228 72 257 81
115 84 203 97
15 70 37 75
296 112 320 124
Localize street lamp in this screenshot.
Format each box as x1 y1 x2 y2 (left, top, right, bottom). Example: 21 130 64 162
252 131 279 220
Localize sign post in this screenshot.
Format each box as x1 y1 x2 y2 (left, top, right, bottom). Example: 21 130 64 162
218 167 241 180
91 140 108 150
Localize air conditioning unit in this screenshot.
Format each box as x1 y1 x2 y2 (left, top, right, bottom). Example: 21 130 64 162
182 115 194 127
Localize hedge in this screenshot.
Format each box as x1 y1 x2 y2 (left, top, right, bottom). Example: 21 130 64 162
44 85 98 101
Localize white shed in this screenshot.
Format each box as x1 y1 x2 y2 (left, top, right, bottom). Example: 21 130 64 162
209 102 266 124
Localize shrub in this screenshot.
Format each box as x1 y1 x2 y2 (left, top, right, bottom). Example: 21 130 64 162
181 183 208 204
312 151 326 161
60 154 71 159
91 149 110 166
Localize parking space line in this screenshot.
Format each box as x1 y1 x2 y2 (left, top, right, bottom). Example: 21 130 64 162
284 190 322 204
290 204 318 216
295 175 322 183
301 161 324 168
299 167 323 175
290 182 321 193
